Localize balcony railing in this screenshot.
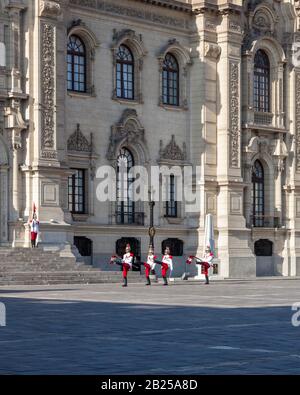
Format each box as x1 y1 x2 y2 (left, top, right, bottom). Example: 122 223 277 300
251 215 281 228
254 112 273 126
116 211 145 226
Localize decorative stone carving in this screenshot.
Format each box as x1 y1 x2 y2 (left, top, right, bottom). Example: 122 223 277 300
69 0 189 31
40 1 62 18
253 11 272 32
243 6 276 52
296 73 300 172
246 136 269 154
113 29 141 46
205 20 216 31
107 109 145 160
229 21 242 33
67 124 92 153
41 23 55 151
4 99 27 150
41 150 57 159
159 135 186 162
229 62 240 168
204 43 221 59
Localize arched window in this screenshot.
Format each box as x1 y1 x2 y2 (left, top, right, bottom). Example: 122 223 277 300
162 53 179 106
252 160 264 227
116 45 134 100
254 50 270 112
67 35 86 92
116 148 135 224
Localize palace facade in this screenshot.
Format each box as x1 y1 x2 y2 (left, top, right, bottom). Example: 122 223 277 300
1 0 300 277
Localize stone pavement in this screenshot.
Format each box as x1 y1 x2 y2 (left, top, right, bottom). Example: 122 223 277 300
0 279 300 374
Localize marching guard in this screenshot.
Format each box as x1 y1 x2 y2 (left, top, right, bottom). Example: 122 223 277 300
155 246 173 286
187 246 214 284
110 243 134 287
142 246 157 286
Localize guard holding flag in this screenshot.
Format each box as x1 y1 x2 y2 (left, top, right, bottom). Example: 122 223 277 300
187 246 214 284
29 203 40 248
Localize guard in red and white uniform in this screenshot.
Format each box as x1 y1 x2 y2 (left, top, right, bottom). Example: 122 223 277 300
143 246 157 286
155 246 173 286
110 244 134 287
187 246 214 284
29 213 40 248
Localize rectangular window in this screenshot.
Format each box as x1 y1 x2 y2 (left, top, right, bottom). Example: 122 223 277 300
165 175 177 218
68 169 86 214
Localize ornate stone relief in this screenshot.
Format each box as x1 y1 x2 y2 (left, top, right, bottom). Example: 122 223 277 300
40 0 62 19
252 10 273 33
67 124 92 153
246 136 269 154
296 73 300 172
243 6 276 52
107 109 145 160
229 21 242 34
203 43 221 59
229 62 240 168
41 22 55 153
69 0 189 31
159 135 186 162
112 29 142 47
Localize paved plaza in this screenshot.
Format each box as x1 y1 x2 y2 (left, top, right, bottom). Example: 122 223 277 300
0 278 300 375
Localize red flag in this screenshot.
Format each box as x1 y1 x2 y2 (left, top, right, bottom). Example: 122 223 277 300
186 256 194 265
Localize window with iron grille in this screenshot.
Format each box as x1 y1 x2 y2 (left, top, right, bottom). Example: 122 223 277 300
116 45 134 100
252 160 264 227
165 174 178 217
254 50 270 113
116 148 135 224
162 53 179 106
67 35 86 93
68 169 86 214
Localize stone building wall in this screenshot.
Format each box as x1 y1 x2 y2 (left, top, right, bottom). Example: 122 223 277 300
0 0 300 278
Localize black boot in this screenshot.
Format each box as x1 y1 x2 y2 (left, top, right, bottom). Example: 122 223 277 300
122 277 128 287
205 275 209 285
163 276 168 286
145 276 151 286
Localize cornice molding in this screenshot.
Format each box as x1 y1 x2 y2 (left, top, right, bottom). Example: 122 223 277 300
69 0 192 31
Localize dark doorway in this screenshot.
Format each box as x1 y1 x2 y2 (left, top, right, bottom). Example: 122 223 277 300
116 237 141 271
74 236 93 259
162 238 184 256
255 239 273 256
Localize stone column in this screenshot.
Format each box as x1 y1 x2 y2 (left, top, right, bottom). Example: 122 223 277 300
216 8 256 278
0 165 9 243
6 1 25 94
12 132 21 219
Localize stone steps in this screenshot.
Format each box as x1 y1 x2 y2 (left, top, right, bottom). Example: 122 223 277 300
0 271 143 285
0 247 143 285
